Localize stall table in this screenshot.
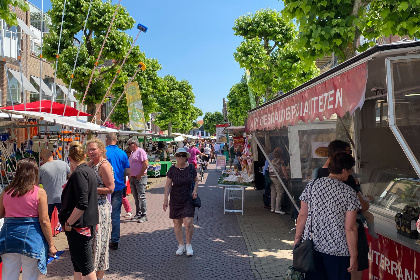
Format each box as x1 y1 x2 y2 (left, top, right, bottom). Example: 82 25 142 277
219 184 247 215
148 161 172 176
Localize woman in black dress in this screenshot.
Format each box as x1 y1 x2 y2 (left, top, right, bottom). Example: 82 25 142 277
163 148 198 256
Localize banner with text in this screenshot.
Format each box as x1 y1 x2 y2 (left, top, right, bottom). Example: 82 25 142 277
246 63 368 132
363 229 420 280
126 82 147 132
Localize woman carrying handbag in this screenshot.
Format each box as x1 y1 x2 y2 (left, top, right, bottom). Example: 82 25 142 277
293 152 360 280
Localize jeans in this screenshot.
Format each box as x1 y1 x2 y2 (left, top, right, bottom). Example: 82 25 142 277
110 190 123 243
129 176 148 217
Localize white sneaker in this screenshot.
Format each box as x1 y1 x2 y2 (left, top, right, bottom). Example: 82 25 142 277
175 244 185 256
125 212 133 218
275 210 285 214
186 244 193 256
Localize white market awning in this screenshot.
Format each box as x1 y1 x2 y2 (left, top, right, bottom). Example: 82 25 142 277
17 18 39 39
8 69 39 93
31 76 53 96
0 110 118 133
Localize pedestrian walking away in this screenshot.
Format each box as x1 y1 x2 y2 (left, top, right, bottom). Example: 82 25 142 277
163 147 199 256
105 132 130 250
59 141 99 280
128 137 149 223
0 158 57 280
87 138 115 280
39 149 70 219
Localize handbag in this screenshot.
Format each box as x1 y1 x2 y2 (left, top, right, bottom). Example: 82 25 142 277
292 179 317 273
285 266 305 280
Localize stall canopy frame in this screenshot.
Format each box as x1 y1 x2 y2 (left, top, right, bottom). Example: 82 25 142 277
386 54 420 177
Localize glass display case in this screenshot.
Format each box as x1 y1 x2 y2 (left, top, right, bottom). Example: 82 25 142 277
374 178 420 213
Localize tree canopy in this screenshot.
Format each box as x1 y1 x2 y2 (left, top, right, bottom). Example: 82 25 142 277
226 79 251 126
154 75 202 135
282 0 420 62
233 9 318 104
1 0 28 26
203 111 225 135
43 0 152 122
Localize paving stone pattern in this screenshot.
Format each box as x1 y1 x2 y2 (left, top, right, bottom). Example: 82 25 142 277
40 165 244 279
40 162 295 280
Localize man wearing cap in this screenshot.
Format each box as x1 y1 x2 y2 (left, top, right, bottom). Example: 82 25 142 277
106 132 130 250
128 137 149 223
39 149 70 219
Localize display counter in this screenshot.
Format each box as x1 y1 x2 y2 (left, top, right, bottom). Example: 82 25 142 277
148 161 172 176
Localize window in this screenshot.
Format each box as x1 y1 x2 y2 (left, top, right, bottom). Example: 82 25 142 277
7 72 22 103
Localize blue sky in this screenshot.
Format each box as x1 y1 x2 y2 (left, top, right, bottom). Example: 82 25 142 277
29 0 284 119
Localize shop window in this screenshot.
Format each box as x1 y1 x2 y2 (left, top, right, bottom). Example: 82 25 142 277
388 56 420 175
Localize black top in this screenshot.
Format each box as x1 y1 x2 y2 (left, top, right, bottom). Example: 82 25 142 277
317 167 360 193
236 150 242 157
59 163 99 228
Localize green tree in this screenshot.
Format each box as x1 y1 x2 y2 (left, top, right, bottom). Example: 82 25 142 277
43 0 148 121
226 79 251 126
154 75 202 135
0 0 28 26
282 0 420 62
203 111 225 135
233 9 318 104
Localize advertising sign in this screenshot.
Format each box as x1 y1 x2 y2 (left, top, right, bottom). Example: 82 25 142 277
126 82 146 131
363 229 420 280
246 63 368 132
216 124 229 143
311 142 330 158
216 155 226 171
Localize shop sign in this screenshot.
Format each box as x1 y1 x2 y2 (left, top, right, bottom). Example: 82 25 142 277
216 124 229 143
216 154 226 170
246 63 368 132
233 136 245 150
364 230 420 280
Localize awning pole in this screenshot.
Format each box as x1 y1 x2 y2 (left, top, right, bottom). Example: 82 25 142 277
39 0 44 112
252 132 300 212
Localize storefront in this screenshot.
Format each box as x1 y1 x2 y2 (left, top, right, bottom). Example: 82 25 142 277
246 41 420 279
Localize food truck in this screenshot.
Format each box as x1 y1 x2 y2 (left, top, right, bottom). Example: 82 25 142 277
246 41 420 280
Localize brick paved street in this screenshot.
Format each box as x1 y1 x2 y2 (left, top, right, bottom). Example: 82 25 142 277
40 162 295 280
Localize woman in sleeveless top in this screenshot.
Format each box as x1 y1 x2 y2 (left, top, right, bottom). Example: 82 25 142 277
87 139 115 280
0 158 57 280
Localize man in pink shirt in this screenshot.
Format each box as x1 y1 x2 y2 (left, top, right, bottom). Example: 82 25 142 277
128 138 149 223
187 144 205 169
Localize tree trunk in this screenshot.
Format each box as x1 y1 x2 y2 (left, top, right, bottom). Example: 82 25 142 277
336 0 364 142
86 103 96 123
168 121 172 136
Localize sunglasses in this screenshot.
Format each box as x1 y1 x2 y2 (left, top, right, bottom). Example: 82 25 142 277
175 154 187 157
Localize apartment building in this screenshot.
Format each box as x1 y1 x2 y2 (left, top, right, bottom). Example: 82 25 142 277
0 2 78 108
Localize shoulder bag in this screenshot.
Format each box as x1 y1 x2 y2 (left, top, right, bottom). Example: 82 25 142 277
292 179 317 273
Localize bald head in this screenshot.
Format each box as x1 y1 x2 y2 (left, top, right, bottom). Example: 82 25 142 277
106 132 118 145
40 149 53 162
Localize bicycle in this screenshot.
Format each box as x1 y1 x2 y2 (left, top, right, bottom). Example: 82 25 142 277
197 161 204 182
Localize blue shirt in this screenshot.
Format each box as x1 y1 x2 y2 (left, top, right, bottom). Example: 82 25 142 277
263 153 274 176
106 145 130 191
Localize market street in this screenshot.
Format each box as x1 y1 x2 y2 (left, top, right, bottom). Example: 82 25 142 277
40 162 295 280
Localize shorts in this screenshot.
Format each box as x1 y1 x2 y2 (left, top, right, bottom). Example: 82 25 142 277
357 219 369 271
65 228 95 276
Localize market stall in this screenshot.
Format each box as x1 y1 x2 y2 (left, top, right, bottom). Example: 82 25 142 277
0 108 118 237
245 41 420 280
